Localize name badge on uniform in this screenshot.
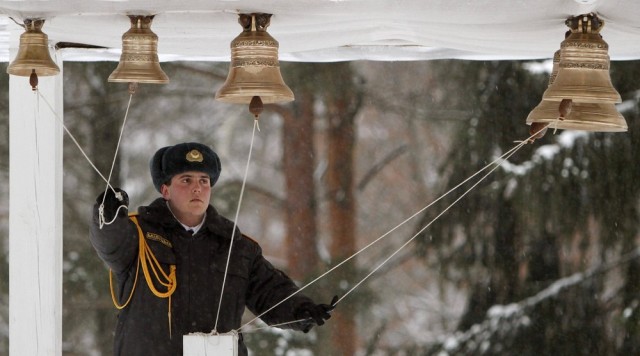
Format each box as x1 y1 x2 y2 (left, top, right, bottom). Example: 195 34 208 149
183 330 238 356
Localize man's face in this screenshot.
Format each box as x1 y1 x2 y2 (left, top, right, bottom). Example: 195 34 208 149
161 171 211 225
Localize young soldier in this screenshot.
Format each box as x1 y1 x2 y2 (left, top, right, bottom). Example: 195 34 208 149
90 142 335 355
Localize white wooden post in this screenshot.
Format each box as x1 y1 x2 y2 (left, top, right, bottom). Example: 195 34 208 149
8 44 64 355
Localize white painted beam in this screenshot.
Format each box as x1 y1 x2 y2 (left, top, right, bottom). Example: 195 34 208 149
8 47 64 355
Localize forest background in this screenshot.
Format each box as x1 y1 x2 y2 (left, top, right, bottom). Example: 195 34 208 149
0 57 639 355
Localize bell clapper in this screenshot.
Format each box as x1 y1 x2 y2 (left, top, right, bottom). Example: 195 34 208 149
128 82 138 95
249 96 264 129
527 122 549 143
547 99 572 134
516 122 549 144
29 69 38 91
558 98 572 120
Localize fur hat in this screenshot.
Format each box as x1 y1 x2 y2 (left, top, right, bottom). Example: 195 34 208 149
150 142 221 192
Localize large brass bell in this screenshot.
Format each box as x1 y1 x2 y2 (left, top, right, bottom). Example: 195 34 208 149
215 13 294 105
527 13 626 133
108 15 169 84
7 19 60 77
542 13 620 104
527 49 627 132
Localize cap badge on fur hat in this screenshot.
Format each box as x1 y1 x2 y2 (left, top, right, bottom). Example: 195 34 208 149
186 149 203 162
150 142 222 192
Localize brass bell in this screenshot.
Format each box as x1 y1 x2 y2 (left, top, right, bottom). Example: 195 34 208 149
7 19 60 77
108 15 169 84
215 13 294 104
542 13 621 104
527 14 627 132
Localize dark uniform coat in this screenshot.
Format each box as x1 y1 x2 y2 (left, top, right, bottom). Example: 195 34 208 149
90 198 313 356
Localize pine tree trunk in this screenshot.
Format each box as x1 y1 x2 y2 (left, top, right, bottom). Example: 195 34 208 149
324 63 359 355
282 89 319 280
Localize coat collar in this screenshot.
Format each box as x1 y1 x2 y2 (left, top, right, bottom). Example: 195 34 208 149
140 198 240 241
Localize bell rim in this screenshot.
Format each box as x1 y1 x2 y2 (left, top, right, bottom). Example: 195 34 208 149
215 92 295 105
526 120 628 132
7 62 60 77
107 74 170 84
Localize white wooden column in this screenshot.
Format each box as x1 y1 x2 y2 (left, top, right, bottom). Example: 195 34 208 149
8 45 64 355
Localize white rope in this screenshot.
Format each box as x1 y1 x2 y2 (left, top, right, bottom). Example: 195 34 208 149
33 91 42 221
239 124 546 332
241 318 309 333
98 93 134 228
33 91 41 180
335 136 527 305
37 91 113 187
552 115 562 135
214 118 260 333
36 82 548 332
36 90 134 228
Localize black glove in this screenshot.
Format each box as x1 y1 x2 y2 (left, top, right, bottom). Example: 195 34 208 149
294 295 338 333
96 188 129 220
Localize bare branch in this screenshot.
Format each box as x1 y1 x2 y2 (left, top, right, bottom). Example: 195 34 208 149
357 145 409 191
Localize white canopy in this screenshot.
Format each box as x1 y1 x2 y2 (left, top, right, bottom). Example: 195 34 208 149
1 0 640 62
5 1 640 355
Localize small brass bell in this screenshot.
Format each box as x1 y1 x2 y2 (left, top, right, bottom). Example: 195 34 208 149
7 19 60 77
542 13 620 104
108 15 169 84
215 13 294 104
